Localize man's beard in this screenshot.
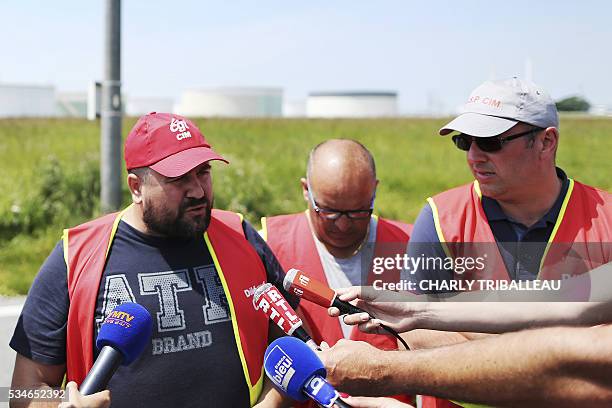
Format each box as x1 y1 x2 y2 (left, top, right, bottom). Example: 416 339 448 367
142 196 213 239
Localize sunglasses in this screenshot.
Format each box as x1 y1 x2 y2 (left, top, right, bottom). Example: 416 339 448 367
452 127 544 153
307 179 375 221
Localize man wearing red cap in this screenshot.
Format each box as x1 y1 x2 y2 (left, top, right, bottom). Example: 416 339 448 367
10 113 295 407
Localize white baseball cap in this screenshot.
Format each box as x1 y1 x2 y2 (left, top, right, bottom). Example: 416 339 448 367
440 77 559 137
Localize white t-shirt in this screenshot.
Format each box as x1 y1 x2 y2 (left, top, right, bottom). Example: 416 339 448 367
311 217 378 338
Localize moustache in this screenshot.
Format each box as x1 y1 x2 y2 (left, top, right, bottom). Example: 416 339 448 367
180 197 210 213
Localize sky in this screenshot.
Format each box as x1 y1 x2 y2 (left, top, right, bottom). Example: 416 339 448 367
2 0 611 114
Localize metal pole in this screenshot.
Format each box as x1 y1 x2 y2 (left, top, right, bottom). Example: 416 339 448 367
101 0 122 212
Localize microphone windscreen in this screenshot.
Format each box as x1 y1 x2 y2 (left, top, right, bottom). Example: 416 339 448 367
264 336 326 402
282 268 298 292
253 283 272 306
96 302 153 365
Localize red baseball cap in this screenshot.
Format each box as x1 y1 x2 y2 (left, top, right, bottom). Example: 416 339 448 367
124 112 228 177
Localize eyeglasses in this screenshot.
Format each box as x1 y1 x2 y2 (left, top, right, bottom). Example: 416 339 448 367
452 127 544 153
307 179 375 221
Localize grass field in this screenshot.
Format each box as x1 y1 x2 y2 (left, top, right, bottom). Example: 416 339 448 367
1 116 611 295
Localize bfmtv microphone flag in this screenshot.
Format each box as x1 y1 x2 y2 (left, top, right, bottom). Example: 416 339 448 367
80 302 153 395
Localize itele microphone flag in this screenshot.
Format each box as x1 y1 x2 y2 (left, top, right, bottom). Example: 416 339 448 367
264 336 352 408
80 302 153 395
283 268 364 315
283 268 410 350
283 268 337 307
253 283 319 350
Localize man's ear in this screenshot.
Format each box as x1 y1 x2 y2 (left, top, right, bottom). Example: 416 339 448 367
127 173 144 204
540 127 559 160
300 177 309 203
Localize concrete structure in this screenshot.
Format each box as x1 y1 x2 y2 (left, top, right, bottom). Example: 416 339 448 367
307 91 398 118
0 84 56 118
126 97 174 117
174 87 283 117
56 92 88 117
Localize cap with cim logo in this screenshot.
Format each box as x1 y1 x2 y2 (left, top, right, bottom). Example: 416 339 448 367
124 112 228 177
439 77 559 137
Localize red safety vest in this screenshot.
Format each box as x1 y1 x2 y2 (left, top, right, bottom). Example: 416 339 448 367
428 179 611 282
421 179 611 408
262 212 414 405
63 208 268 406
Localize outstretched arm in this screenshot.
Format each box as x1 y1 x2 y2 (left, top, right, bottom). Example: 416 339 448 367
320 324 612 407
333 262 612 334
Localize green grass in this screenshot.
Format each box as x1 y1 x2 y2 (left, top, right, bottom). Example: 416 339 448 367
1 116 611 295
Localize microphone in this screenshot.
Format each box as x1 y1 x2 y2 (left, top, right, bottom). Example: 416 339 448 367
80 302 153 395
264 336 352 408
283 268 366 315
253 283 319 351
282 269 410 351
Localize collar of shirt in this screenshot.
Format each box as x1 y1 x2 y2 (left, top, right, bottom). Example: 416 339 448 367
481 167 569 230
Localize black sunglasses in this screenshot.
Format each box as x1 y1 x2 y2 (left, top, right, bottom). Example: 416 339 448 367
452 127 544 153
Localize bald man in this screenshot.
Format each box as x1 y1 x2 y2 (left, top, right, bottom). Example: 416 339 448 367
261 139 414 405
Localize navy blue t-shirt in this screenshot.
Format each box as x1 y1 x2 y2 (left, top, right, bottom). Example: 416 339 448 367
11 219 297 408
405 168 570 290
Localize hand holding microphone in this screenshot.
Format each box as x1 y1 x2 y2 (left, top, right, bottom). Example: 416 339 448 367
264 336 353 408
79 302 153 395
330 286 425 335
283 268 367 316
283 269 410 350
58 381 111 408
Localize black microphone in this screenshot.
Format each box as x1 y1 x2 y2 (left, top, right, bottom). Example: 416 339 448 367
80 302 153 395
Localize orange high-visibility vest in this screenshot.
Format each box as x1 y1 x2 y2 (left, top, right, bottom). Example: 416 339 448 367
263 212 414 405
64 208 268 406
262 212 411 348
427 179 611 282
421 179 611 408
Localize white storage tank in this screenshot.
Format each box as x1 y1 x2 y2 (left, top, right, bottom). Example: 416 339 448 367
127 97 174 117
283 100 306 117
307 91 398 118
175 87 283 117
0 84 56 118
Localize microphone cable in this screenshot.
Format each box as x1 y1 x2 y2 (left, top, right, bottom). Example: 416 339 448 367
379 323 410 351
341 309 410 350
